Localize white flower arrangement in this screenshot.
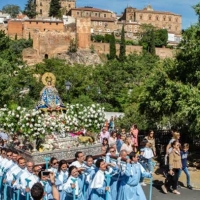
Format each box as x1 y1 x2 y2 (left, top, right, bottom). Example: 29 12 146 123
0 103 105 141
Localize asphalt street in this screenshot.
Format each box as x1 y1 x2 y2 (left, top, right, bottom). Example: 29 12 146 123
143 183 200 200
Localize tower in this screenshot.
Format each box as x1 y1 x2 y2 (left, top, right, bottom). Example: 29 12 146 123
35 0 76 18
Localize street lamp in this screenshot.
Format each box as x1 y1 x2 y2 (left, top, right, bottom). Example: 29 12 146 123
65 80 72 103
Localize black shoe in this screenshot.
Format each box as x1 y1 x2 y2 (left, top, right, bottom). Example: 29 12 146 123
187 185 193 190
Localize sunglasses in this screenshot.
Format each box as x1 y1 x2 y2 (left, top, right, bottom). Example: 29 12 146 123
34 170 41 173
53 161 59 165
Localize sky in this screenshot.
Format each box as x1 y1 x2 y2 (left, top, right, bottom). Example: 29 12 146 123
0 0 199 29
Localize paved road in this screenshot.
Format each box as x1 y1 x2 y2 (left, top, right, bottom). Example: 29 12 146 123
143 184 200 200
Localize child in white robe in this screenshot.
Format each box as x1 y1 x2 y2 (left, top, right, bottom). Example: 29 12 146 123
90 159 112 200
57 160 69 200
63 166 85 200
82 155 96 200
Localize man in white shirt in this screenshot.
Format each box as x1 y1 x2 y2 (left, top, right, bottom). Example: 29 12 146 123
70 151 85 170
14 161 39 198
3 150 19 199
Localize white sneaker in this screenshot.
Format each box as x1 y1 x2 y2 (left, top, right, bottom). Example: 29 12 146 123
140 182 147 186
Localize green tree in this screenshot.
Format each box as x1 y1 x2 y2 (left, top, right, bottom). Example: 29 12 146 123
68 38 78 53
109 32 116 59
155 29 168 47
23 0 37 19
2 4 20 18
49 0 61 18
193 3 200 23
119 25 126 61
149 29 156 55
139 24 156 54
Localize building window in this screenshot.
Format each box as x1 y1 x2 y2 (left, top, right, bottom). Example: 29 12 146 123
104 14 106 18
130 15 133 20
99 21 102 26
169 17 171 21
169 26 171 30
77 12 79 15
175 18 178 22
140 15 143 20
156 16 159 21
163 16 166 21
68 4 71 8
149 15 151 20
40 9 42 14
86 12 89 16
40 2 42 6
95 13 98 17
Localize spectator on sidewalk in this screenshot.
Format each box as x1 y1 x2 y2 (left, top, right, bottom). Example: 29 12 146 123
161 140 182 195
179 143 193 190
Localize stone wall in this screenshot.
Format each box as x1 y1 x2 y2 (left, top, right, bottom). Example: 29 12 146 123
7 20 23 39
76 18 91 49
23 20 64 39
92 42 174 58
33 29 76 59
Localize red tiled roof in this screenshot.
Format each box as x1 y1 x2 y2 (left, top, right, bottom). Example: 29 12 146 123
136 9 181 16
91 17 116 22
71 7 112 13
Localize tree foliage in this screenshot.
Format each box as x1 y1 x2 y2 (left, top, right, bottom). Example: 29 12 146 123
109 32 116 60
137 3 200 137
119 25 126 61
2 4 20 18
49 0 61 18
139 24 168 53
23 0 37 19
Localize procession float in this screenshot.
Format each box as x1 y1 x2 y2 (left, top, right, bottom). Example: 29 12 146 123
0 73 104 164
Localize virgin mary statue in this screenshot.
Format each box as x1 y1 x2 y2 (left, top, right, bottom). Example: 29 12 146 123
36 73 66 111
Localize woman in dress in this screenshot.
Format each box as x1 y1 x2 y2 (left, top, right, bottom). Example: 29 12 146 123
144 130 156 156
120 135 133 154
130 124 138 152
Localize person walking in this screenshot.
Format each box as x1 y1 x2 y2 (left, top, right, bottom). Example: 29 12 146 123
179 143 193 189
161 140 182 195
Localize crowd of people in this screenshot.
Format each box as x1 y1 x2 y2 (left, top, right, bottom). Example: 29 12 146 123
0 121 194 200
